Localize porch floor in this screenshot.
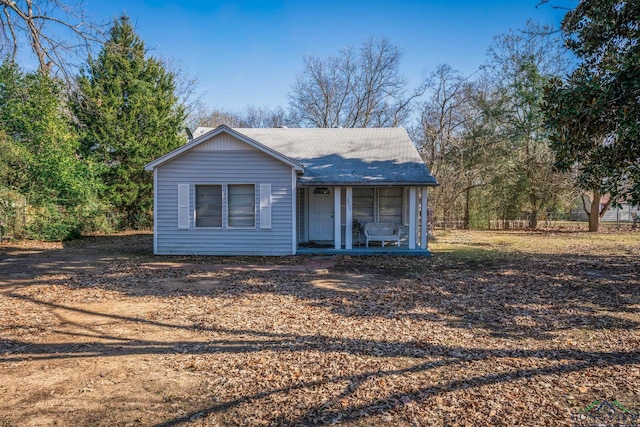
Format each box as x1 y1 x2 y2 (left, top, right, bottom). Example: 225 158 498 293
296 246 431 256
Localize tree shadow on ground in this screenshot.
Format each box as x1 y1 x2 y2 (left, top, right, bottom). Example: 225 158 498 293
3 233 639 341
1 292 638 426
1 233 639 425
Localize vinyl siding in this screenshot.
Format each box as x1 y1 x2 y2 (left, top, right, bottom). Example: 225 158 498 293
296 188 306 243
155 148 294 255
600 203 640 222
194 133 257 151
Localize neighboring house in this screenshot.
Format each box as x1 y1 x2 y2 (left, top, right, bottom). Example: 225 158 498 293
570 194 640 223
144 125 438 255
599 194 640 223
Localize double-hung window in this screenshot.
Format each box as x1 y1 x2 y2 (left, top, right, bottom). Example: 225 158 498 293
188 184 257 229
228 184 255 227
195 185 222 227
353 188 375 224
378 187 402 223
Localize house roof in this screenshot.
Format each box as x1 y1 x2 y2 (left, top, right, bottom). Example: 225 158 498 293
190 126 438 186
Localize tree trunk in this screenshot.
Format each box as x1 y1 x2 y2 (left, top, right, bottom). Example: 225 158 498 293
528 193 539 229
529 209 538 229
463 187 470 229
588 193 600 232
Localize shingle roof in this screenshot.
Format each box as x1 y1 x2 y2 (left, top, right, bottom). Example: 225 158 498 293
193 127 437 186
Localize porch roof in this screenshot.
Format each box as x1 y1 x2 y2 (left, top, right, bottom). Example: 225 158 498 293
193 127 438 186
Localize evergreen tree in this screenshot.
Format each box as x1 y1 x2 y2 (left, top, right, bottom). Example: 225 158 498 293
544 0 640 230
74 15 185 229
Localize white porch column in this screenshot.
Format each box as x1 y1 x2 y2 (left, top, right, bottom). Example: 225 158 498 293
409 186 417 249
421 186 428 249
345 187 352 250
292 170 297 255
334 187 341 250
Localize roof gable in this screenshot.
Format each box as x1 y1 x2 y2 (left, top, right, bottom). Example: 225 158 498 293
192 133 258 152
144 125 304 172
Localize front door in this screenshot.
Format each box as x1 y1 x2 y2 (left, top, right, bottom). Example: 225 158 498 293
309 187 334 241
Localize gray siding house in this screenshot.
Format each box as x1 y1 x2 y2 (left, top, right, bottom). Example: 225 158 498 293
600 203 640 223
144 125 437 255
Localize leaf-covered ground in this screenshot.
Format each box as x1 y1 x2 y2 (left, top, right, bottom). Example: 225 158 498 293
0 230 638 426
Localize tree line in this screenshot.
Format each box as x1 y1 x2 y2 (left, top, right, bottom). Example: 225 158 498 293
0 12 184 239
0 0 637 239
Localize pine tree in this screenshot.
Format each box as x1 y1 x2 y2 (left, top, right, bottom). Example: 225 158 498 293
74 15 185 229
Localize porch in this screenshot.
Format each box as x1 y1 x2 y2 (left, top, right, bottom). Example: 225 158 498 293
296 186 431 253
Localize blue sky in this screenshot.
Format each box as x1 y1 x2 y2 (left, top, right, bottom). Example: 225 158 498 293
82 0 571 111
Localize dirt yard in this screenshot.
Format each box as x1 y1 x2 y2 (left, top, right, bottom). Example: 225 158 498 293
1 230 639 426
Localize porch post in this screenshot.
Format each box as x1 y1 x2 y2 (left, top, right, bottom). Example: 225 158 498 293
345 187 352 250
409 186 417 249
334 187 341 250
421 186 428 249
292 169 297 255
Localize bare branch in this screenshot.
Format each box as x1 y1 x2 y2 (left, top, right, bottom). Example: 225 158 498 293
289 36 417 128
0 0 105 78
1 6 19 61
536 0 574 10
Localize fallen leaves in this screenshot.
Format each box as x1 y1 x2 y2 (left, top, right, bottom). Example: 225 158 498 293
0 230 639 426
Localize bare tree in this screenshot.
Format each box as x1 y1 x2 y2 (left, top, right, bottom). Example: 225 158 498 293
480 21 574 228
289 52 350 128
413 65 493 228
159 55 201 124
190 104 294 131
416 65 470 178
191 107 245 130
289 36 424 128
242 105 291 128
0 0 104 76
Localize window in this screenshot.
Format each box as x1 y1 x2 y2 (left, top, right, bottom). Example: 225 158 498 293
195 185 222 227
228 184 255 227
185 184 259 230
259 184 272 229
379 187 402 223
353 188 374 224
